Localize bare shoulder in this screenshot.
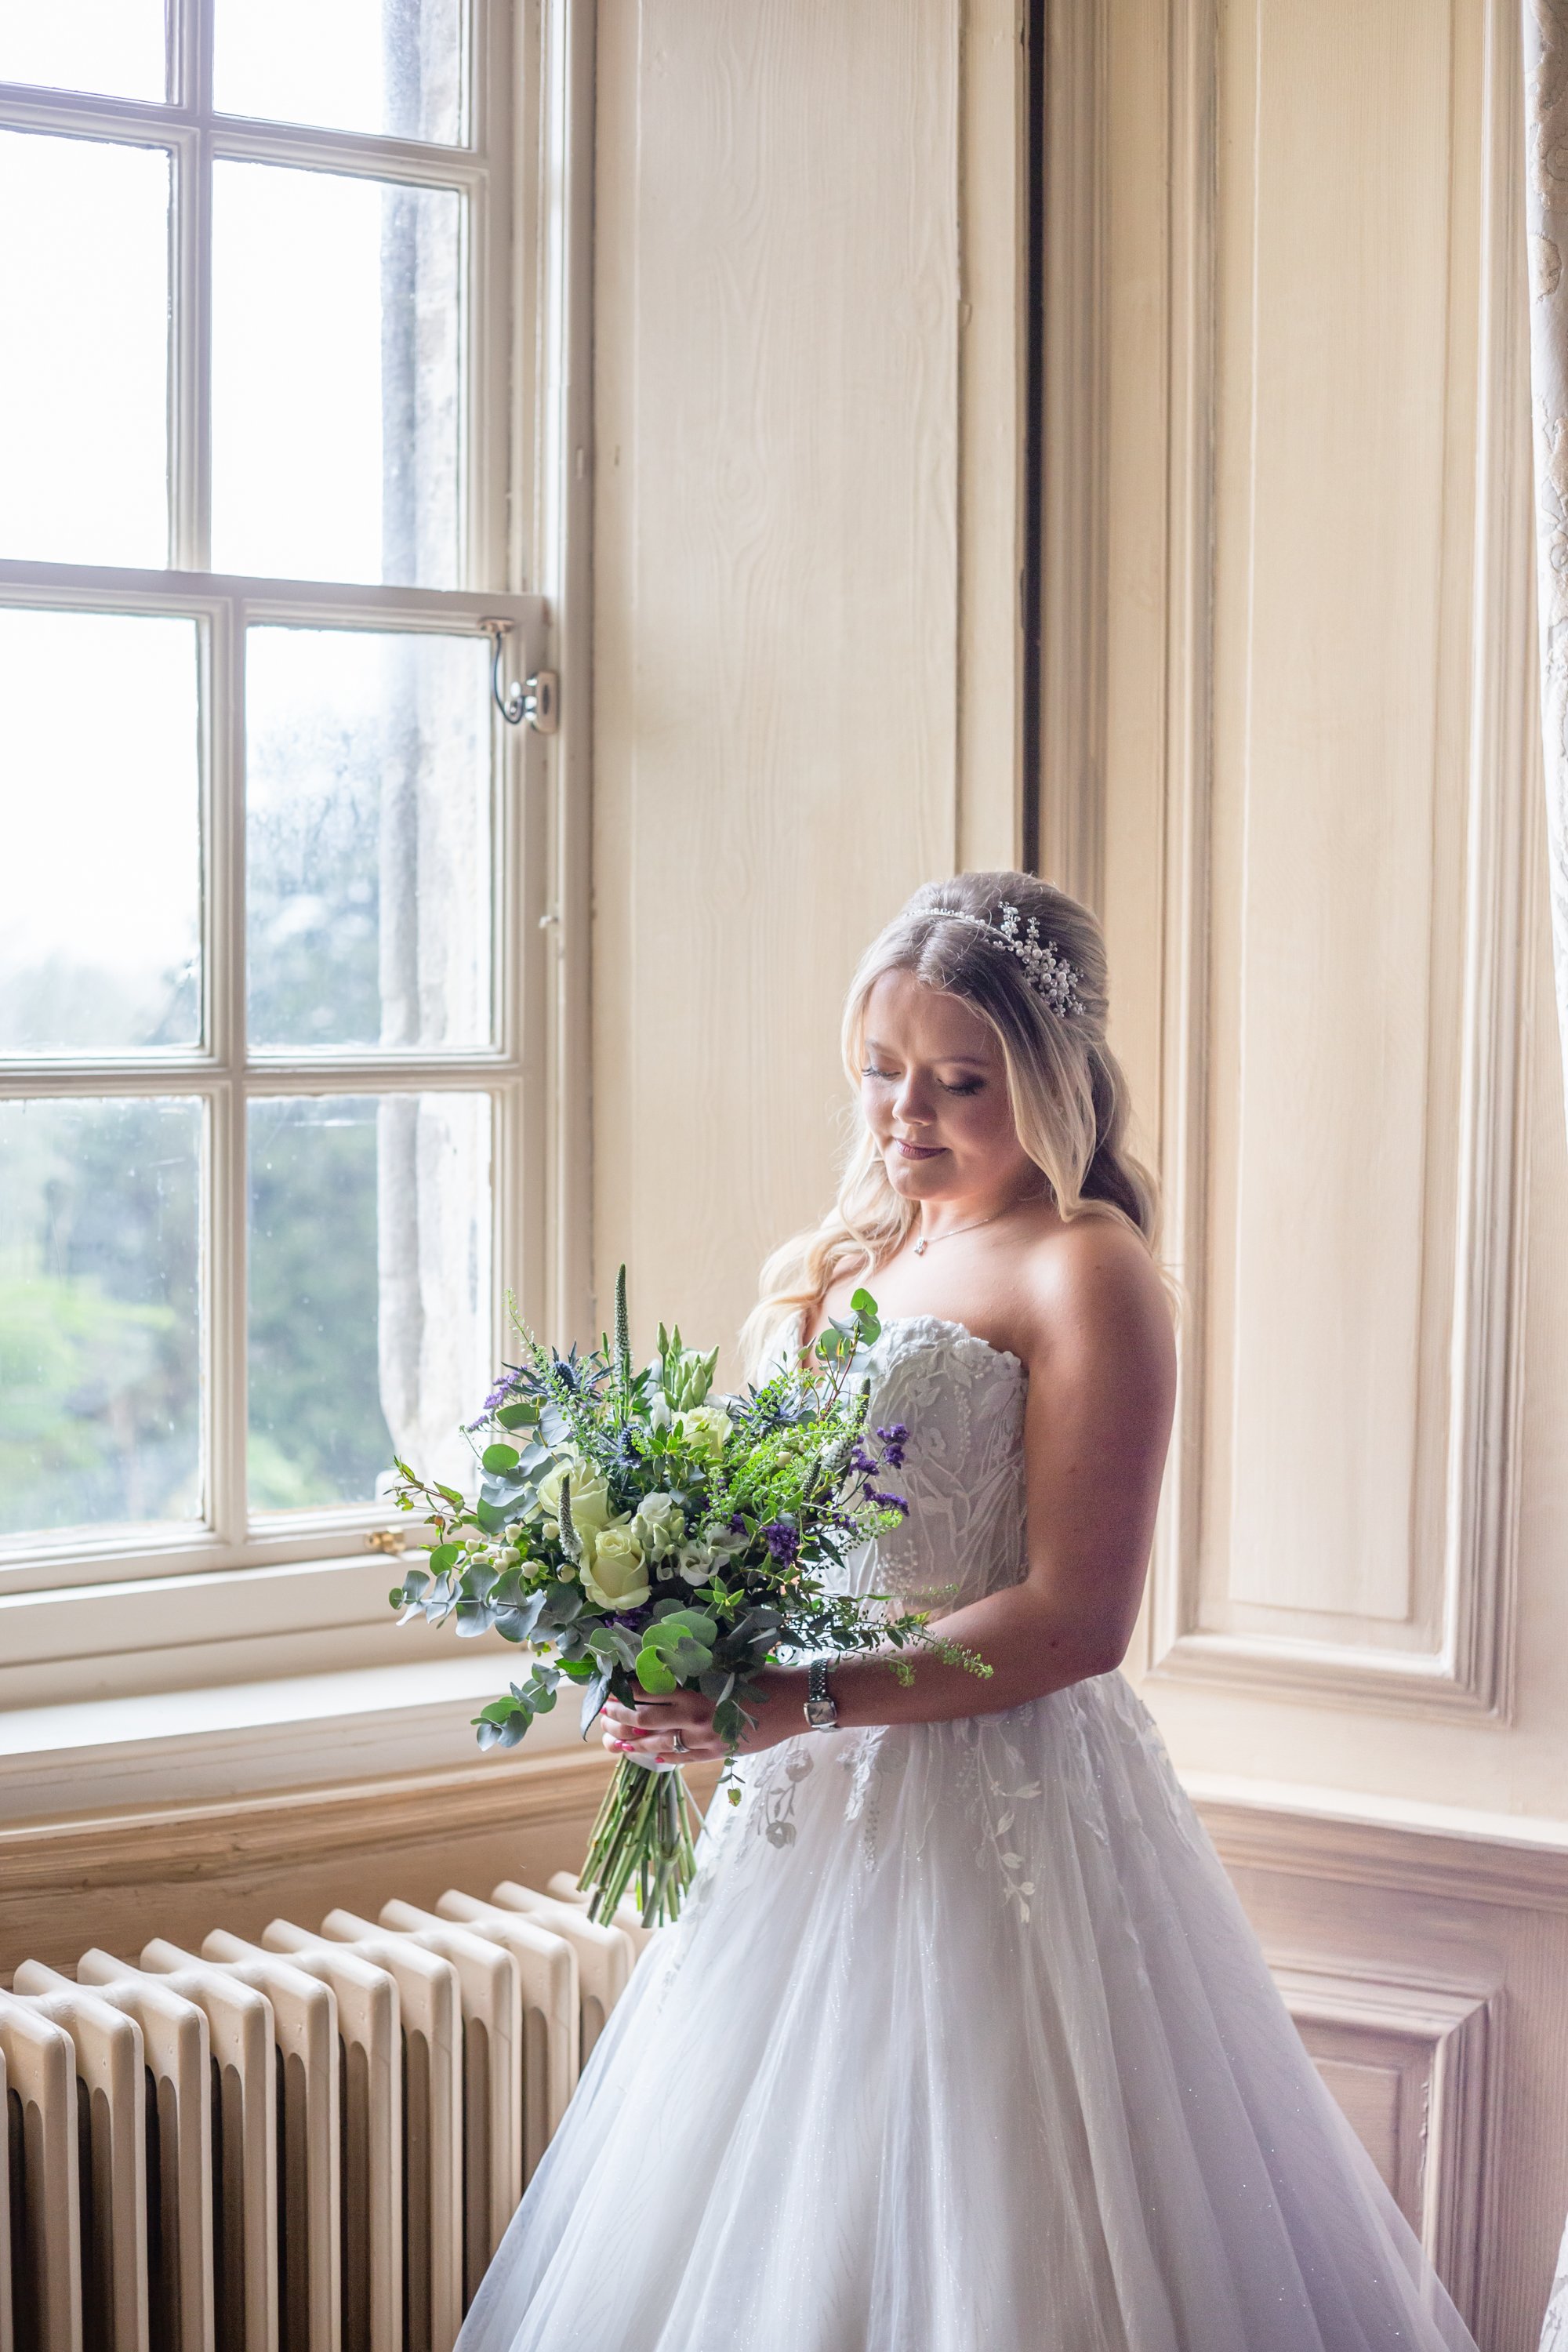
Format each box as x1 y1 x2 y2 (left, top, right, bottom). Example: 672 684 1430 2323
1011 1213 1175 1385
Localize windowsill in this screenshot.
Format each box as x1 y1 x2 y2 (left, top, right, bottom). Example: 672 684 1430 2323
0 1552 442 1713
0 1651 586 1824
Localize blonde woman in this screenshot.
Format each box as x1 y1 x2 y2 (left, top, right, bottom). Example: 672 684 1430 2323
459 874 1477 2352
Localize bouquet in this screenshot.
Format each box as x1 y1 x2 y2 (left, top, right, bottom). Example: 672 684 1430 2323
386 1269 986 1923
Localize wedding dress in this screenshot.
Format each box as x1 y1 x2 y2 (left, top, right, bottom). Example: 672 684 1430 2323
458 1316 1479 2352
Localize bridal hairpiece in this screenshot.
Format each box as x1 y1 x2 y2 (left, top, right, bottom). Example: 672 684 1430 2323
941 902 1085 1018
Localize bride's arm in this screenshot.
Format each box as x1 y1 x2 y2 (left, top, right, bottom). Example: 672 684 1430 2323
604 1224 1176 1765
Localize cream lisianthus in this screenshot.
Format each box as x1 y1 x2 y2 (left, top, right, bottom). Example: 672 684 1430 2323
581 1520 650 1610
673 1541 714 1587
631 1490 684 1560
673 1404 731 1463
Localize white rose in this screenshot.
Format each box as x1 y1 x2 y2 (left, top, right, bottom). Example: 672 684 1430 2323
535 1456 615 1548
631 1491 684 1559
673 1404 731 1464
581 1521 650 1610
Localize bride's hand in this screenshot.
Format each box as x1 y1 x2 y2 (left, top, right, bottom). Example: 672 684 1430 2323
601 1669 807 1763
601 1690 726 1765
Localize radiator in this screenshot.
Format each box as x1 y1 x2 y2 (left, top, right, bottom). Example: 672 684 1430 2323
0 1870 652 2352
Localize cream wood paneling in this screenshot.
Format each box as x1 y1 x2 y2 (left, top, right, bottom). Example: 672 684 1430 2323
591 0 1022 1362
0 1748 631 1984
1105 0 1537 1715
1210 0 1472 1632
1207 0 1466 1643
958 0 1027 874
1189 1784 1568 2347
1274 1964 1497 2305
1093 0 1568 2324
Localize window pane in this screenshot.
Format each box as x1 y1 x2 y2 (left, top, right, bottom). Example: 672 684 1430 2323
246 627 491 1050
0 610 201 1054
211 163 462 588
215 0 465 144
0 1098 201 1539
0 0 167 103
248 1093 490 1510
0 133 170 568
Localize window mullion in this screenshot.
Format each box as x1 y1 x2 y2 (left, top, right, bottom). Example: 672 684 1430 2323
169 121 211 572
168 0 211 568
205 592 246 1547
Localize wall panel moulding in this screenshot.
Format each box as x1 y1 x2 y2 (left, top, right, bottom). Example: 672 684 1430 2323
1145 0 1536 1720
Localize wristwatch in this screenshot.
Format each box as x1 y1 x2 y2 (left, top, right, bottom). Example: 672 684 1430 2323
804 1658 839 1731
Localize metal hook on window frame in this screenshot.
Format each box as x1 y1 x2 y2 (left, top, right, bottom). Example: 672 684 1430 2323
483 619 558 733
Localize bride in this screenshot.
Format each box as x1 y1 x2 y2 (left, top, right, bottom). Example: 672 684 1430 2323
458 873 1478 2352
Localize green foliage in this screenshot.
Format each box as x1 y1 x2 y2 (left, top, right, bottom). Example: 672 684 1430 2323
0 1098 201 1536
246 1100 396 1508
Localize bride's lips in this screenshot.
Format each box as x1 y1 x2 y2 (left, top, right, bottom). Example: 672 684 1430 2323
893 1138 945 1160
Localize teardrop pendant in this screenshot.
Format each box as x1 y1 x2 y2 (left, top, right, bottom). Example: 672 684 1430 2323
913 1236 927 1255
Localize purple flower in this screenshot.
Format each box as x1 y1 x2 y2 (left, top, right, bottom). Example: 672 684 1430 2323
866 1486 909 1517
761 1517 800 1563
480 1365 526 1416
850 1443 878 1476
875 1423 909 1468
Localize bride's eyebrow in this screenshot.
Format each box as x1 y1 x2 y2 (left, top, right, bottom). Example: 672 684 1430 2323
864 1037 991 1069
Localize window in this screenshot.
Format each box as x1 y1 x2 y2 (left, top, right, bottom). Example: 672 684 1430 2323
0 1 553 1638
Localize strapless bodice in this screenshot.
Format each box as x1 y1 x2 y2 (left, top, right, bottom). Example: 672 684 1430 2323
840 1314 1029 1609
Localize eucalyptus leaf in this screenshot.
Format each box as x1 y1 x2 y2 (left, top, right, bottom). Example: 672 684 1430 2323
580 1667 613 1737
713 1695 747 1745
481 1442 521 1473
635 1649 678 1696
476 1696 524 1726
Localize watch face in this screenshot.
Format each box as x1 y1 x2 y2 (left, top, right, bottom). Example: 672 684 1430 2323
805 1698 837 1729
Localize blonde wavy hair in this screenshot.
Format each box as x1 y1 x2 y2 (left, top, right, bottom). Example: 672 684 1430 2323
741 871 1161 1375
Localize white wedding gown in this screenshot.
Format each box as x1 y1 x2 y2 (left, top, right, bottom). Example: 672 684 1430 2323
458 1317 1479 2352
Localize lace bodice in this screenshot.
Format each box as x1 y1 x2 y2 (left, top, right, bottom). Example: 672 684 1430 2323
840 1316 1029 1609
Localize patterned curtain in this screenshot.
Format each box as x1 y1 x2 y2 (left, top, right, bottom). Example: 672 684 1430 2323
1523 0 1568 1143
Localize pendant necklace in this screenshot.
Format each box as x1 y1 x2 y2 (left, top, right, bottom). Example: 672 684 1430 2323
912 1202 1018 1258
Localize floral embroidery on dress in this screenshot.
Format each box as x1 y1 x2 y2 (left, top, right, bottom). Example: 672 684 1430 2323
837 1726 910 1868
747 1742 815 1847
975 1733 1043 1923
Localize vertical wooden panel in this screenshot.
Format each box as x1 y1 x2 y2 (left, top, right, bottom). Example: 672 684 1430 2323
593 0 961 1360
1127 0 1530 1707
1209 0 1476 1624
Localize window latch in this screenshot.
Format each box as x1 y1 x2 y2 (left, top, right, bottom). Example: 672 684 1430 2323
483 620 558 733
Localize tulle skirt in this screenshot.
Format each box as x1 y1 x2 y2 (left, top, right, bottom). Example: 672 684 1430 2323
457 1674 1478 2352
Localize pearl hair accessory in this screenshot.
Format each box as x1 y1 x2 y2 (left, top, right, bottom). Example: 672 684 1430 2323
941 902 1085 1018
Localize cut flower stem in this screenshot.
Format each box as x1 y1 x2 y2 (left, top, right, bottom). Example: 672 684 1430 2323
580 1754 702 1925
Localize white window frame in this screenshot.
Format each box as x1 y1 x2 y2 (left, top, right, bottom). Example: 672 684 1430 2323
0 0 593 1730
